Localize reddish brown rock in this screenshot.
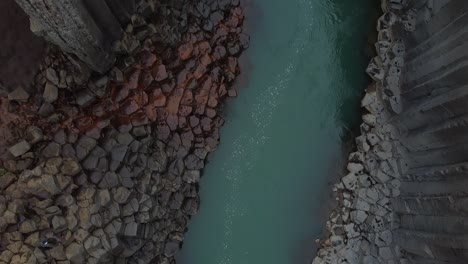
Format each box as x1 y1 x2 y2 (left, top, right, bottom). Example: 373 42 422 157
179 105 192 117
121 99 140 115
200 54 212 67
151 89 166 107
178 43 194 60
218 83 227 97
193 64 207 80
134 91 149 105
152 65 168 81
213 46 227 61
130 111 148 126
180 90 193 105
114 116 133 132
139 70 154 89
198 41 212 54
166 88 184 115
139 51 157 68
145 105 158 122
126 69 141 90
0 3 248 264
74 116 95 132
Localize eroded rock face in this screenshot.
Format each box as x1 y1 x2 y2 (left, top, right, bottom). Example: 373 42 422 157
0 0 248 263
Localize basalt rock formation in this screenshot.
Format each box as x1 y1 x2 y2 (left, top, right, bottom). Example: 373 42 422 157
314 0 468 264
0 0 248 263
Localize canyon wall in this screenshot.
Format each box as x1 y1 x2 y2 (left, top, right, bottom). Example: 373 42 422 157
392 0 468 262
314 0 468 263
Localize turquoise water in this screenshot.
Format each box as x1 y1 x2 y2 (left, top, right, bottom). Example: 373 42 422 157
177 0 377 263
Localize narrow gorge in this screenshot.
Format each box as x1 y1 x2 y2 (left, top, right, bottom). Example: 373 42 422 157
0 0 467 264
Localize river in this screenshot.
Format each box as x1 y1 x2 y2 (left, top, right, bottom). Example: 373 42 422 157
177 0 377 263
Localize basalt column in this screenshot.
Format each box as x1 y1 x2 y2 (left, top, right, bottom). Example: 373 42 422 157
313 0 468 263
392 1 468 263
13 0 134 73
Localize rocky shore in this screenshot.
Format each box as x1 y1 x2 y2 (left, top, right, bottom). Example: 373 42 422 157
0 0 248 263
312 1 416 263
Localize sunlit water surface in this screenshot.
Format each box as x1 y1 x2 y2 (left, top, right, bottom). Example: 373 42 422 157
177 1 377 263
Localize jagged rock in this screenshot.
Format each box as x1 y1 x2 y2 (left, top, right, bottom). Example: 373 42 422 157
183 199 199 215
152 65 168 81
25 126 44 145
184 154 204 170
52 216 67 231
46 68 59 85
342 172 358 190
164 241 179 257
8 87 29 102
114 187 131 204
347 163 364 174
182 170 200 183
43 142 61 158
19 220 37 234
124 222 138 237
61 159 80 176
38 102 54 116
25 232 40 246
9 140 31 157
96 189 111 207
66 243 86 263
178 43 194 60
99 172 119 189
49 244 67 260
0 173 16 190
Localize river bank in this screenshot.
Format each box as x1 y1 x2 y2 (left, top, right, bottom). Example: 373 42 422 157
312 1 415 263
0 0 248 263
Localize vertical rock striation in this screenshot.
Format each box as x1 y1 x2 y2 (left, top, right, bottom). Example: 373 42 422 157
313 0 468 263
313 0 468 264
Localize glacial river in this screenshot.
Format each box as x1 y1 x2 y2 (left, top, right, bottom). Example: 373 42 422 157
177 0 377 263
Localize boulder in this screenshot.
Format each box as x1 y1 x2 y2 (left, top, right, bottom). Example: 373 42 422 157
66 243 86 263
52 216 67 231
114 187 131 204
178 43 194 60
42 142 61 158
152 65 168 81
43 82 59 103
25 127 44 145
164 241 179 257
19 220 37 234
46 68 59 85
61 159 81 176
9 140 31 157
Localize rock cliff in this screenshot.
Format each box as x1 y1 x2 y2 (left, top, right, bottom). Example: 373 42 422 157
314 0 468 263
